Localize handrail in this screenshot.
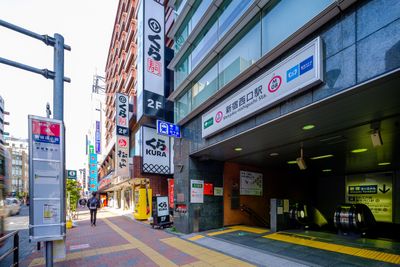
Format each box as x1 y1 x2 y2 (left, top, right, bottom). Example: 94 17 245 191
240 204 269 227
0 230 19 267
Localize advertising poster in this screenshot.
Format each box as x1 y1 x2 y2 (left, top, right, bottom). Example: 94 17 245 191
190 180 204 203
240 171 263 196
157 196 169 217
29 115 65 242
142 126 171 174
345 172 393 222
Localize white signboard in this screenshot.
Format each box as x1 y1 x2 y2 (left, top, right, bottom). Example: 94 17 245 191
141 0 166 118
115 93 130 177
240 171 263 196
116 136 130 177
202 37 323 138
157 196 169 217
190 179 204 203
345 172 393 222
29 116 65 242
214 187 224 196
142 126 171 174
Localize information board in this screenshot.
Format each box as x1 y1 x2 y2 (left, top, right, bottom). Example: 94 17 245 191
190 180 204 203
345 172 393 222
29 115 65 242
240 171 263 196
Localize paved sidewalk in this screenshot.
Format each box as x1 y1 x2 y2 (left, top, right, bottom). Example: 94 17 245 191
21 209 257 267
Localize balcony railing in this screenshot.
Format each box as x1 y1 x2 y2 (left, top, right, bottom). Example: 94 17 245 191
125 19 137 50
124 43 137 73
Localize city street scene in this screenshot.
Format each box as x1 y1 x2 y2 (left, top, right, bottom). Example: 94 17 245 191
0 0 400 266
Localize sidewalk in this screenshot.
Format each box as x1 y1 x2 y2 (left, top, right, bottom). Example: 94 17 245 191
21 208 258 267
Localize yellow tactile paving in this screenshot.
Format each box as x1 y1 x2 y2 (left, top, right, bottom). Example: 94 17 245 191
188 235 206 241
264 233 400 265
229 225 269 234
207 228 238 236
28 244 137 267
102 217 178 267
161 237 255 266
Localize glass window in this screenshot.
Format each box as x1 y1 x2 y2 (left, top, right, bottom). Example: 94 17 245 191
218 0 252 38
192 63 218 109
175 90 191 122
174 55 191 90
134 129 141 156
219 17 261 88
190 1 211 30
174 24 189 52
262 0 333 54
191 22 218 68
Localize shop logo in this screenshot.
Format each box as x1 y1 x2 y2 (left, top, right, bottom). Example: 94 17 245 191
300 56 313 75
287 65 299 82
118 138 128 148
158 201 168 212
145 138 167 157
147 17 162 76
215 111 223 123
268 75 282 93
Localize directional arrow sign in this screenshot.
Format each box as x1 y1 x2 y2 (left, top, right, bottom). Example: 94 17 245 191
379 184 390 194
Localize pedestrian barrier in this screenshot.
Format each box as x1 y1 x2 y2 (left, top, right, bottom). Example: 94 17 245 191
0 230 19 267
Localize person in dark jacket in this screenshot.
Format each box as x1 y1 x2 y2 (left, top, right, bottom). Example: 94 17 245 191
87 192 100 226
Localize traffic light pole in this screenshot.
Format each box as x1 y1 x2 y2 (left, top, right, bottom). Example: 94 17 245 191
0 19 70 267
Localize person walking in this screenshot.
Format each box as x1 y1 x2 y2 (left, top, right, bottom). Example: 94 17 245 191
87 192 100 227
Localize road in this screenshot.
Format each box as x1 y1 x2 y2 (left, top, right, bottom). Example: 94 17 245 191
0 205 37 266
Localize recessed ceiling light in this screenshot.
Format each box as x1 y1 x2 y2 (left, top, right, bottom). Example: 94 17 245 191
269 152 279 156
287 160 297 164
378 162 391 166
302 124 315 130
310 154 334 160
322 169 332 172
234 147 242 152
351 148 368 153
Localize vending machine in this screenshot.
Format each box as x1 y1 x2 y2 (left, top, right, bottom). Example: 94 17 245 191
134 187 152 220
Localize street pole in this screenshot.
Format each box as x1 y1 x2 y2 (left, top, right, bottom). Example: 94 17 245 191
45 33 65 267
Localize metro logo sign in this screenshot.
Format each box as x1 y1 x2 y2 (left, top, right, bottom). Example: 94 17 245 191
32 119 61 144
201 37 323 138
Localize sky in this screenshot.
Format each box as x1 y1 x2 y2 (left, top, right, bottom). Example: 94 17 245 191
0 0 118 171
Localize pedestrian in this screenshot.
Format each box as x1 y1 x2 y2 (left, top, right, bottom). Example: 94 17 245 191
87 192 100 227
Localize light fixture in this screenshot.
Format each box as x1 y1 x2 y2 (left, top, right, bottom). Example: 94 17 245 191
370 130 383 147
310 154 334 160
302 124 315 130
351 148 368 153
269 152 279 157
287 160 297 164
378 162 390 166
296 146 307 170
234 147 242 152
322 169 332 172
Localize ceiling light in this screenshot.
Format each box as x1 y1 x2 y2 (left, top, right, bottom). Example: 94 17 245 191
322 169 332 172
269 152 279 156
351 148 368 153
234 147 242 152
378 162 390 166
302 124 315 130
310 154 334 160
287 160 297 164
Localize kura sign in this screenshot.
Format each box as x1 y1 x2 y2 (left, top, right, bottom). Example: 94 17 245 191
142 126 171 175
202 37 323 138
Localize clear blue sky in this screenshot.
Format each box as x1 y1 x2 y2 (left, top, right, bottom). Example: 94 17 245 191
0 0 117 171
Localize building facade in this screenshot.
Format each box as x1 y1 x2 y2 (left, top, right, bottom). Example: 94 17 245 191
6 137 29 196
170 0 400 233
98 0 175 214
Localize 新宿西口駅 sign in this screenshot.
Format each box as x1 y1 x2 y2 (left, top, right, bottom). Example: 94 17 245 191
202 37 323 138
345 172 393 222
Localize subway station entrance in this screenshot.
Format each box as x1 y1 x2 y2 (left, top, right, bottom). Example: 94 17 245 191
190 71 400 264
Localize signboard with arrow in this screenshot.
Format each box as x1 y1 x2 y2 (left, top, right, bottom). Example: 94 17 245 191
345 172 393 223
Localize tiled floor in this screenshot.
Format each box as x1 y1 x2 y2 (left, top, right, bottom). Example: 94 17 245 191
22 209 256 267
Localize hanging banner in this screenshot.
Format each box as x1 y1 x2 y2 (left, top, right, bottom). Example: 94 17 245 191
202 37 323 138
95 121 101 154
190 180 204 203
345 172 393 222
240 171 263 196
116 135 130 177
142 126 171 174
168 179 174 209
29 115 65 242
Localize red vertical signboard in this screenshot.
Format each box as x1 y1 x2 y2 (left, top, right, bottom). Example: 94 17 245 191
168 179 174 209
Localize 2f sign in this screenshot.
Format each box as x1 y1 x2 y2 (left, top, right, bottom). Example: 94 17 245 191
147 99 162 110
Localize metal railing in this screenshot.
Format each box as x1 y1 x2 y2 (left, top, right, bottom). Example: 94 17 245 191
0 230 19 267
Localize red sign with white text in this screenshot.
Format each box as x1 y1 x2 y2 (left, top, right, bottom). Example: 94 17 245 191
168 179 174 209
204 183 214 196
